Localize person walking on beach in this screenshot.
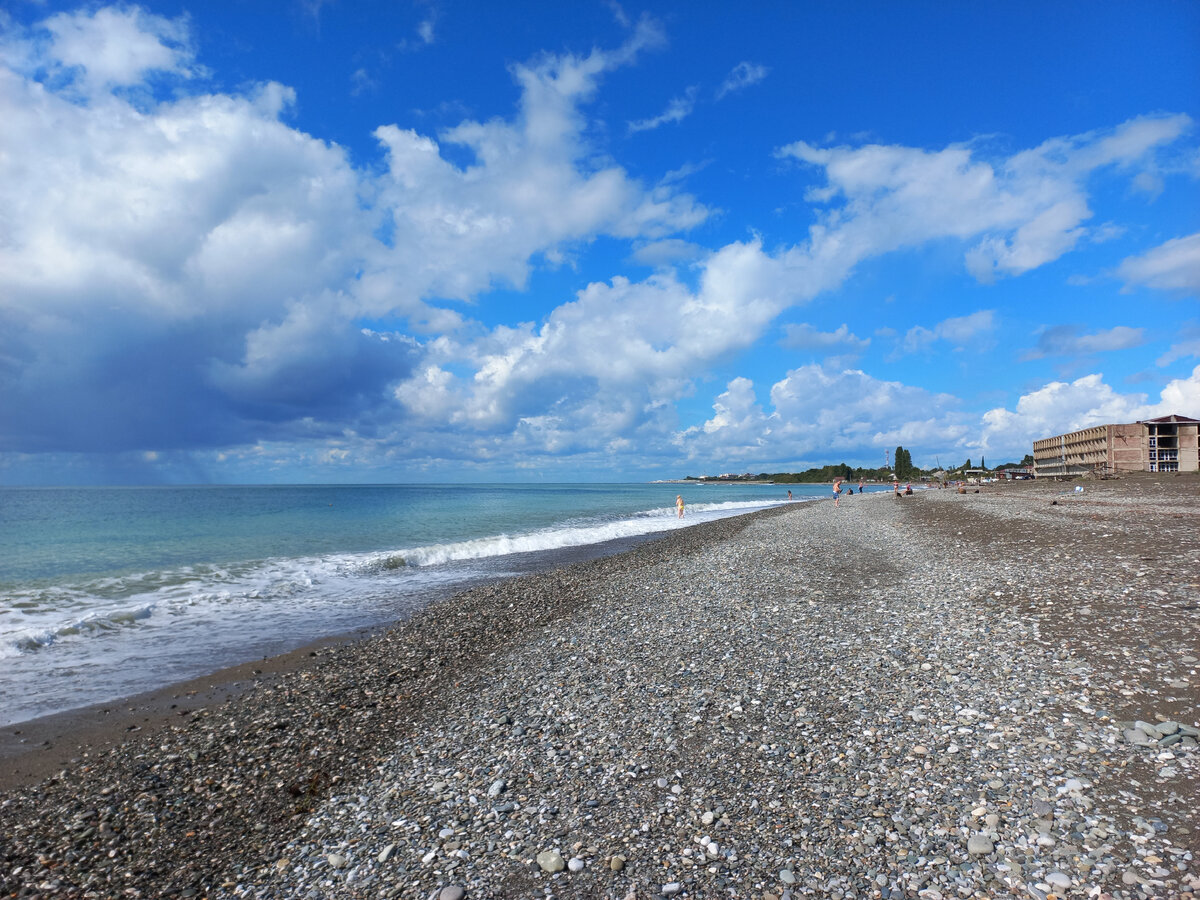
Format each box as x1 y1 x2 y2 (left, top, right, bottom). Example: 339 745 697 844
676 494 685 518
832 478 842 507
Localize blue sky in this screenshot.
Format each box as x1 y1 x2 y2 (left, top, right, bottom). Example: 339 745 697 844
0 1 1197 484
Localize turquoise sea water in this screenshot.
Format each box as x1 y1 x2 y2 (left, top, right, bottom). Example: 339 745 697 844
0 482 848 725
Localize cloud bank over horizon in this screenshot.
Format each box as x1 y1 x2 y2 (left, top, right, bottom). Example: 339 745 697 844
1 3 1197 483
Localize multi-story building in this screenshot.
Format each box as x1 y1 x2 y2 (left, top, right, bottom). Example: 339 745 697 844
1032 414 1200 477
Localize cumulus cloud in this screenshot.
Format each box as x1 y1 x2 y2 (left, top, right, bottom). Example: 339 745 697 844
778 114 1192 285
1 6 1194 479
675 365 966 467
1021 324 1146 360
980 365 1200 457
391 239 805 434
715 61 767 100
1117 231 1200 297
0 8 705 456
40 6 197 94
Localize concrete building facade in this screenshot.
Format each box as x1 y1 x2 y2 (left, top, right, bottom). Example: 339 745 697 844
1033 414 1200 477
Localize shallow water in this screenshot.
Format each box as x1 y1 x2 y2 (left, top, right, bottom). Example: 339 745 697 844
0 482 846 724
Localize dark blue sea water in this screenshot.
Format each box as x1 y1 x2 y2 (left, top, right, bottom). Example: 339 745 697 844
0 482 840 725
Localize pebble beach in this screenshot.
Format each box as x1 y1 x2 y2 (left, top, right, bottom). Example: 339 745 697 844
2 477 1198 900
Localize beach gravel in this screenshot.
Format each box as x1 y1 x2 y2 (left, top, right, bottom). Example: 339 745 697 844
1 476 1198 899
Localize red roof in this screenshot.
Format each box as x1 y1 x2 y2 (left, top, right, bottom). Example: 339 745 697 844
1139 413 1200 425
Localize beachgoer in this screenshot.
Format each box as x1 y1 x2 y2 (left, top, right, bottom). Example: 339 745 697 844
676 494 685 518
787 490 793 501
833 478 842 507
858 478 864 494
904 483 913 496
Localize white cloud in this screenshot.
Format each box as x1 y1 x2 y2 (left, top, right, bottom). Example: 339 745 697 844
980 365 1200 457
391 239 803 432
895 310 995 356
1117 231 1200 297
1022 324 1145 360
716 61 768 100
675 365 966 466
1157 324 1200 367
417 10 436 45
631 238 706 267
628 86 697 133
42 6 196 94
779 114 1193 285
0 8 706 455
781 323 869 353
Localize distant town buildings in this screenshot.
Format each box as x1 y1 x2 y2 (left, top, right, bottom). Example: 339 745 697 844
1033 414 1200 477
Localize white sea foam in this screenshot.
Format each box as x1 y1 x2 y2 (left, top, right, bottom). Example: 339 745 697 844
0 490 795 724
365 499 787 569
0 497 787 660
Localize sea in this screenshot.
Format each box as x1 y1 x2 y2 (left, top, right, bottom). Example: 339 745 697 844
0 482 846 726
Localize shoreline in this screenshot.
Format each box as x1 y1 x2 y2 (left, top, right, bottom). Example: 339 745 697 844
0 517 762 788
2 479 1197 899
1 487 800 733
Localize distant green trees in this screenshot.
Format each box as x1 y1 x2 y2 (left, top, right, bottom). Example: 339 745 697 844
893 446 915 480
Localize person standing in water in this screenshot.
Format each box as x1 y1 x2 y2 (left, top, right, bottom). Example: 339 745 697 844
676 494 685 518
832 478 843 507
858 478 865 494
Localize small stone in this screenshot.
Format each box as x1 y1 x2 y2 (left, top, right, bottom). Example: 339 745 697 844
967 834 994 856
911 745 929 756
438 888 465 900
568 857 585 873
1046 871 1071 889
701 810 715 825
780 869 797 884
326 853 348 868
378 843 396 863
662 883 682 896
536 850 565 873
1135 720 1162 739
487 779 506 798
609 855 626 872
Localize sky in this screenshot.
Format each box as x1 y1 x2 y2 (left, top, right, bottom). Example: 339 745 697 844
0 2 1198 484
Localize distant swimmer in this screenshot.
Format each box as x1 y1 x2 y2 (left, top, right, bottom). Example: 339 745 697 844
676 494 685 518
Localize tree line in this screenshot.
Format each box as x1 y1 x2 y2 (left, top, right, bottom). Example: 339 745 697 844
686 446 1035 483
